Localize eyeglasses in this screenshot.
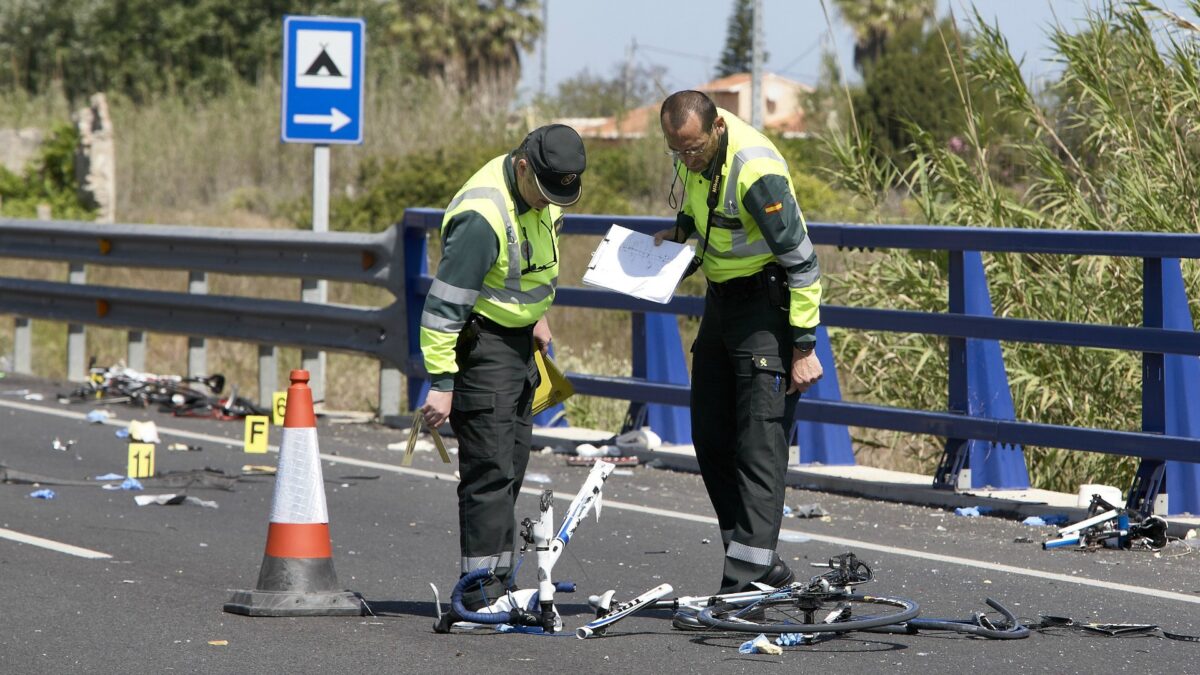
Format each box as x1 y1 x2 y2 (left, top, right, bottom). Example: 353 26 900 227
664 131 713 160
519 214 558 275
664 143 709 160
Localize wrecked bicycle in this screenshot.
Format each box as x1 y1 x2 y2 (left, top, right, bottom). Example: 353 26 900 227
586 552 1028 641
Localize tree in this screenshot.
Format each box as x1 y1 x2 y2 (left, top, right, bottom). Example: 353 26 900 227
833 0 935 73
715 0 764 78
542 62 666 118
0 0 540 103
384 0 542 102
852 18 1002 165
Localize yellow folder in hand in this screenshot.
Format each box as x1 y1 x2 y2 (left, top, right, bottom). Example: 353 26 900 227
532 351 574 415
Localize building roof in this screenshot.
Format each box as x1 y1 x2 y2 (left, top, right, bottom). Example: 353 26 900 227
558 72 812 140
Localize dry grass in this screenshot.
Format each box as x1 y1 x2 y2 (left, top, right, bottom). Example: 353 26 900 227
0 77 872 443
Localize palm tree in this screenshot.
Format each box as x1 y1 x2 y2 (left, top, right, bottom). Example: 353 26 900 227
386 0 542 102
832 0 936 73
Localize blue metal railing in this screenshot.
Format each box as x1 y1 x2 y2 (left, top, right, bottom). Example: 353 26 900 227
400 208 1200 515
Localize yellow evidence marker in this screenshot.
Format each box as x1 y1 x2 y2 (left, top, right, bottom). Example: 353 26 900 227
401 415 450 467
532 351 574 415
244 415 270 453
271 391 287 426
127 442 155 478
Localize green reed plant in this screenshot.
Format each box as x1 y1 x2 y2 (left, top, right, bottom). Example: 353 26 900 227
821 1 1200 492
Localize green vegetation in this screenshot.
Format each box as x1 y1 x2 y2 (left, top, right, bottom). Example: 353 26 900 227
0 0 540 103
0 123 95 219
4 0 1198 495
715 0 760 78
821 1 1200 492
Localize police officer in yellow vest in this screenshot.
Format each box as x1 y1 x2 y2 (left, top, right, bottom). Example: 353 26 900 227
654 91 823 617
419 124 586 612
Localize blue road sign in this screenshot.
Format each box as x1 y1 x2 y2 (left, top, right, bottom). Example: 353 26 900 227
281 16 365 144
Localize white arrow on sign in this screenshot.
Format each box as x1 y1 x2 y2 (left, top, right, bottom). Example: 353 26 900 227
292 108 351 132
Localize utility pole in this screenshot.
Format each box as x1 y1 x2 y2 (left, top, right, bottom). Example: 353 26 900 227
751 0 763 130
539 0 548 97
624 38 636 110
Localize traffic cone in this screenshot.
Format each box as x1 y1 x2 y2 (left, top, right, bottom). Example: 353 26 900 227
224 370 363 616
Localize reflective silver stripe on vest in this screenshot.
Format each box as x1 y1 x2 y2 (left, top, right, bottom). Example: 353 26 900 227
788 266 821 289
446 186 522 286
723 146 787 214
480 276 557 305
726 540 775 566
775 237 815 267
697 234 772 259
460 550 514 574
421 310 465 333
429 278 480 306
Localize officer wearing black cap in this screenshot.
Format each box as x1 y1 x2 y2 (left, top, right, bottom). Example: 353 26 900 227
419 124 586 613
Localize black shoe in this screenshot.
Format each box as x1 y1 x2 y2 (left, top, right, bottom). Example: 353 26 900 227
758 559 795 589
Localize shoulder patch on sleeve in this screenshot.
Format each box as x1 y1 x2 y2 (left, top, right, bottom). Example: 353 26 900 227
764 201 783 214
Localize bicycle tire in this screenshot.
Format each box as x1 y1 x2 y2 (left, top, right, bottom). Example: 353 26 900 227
698 593 919 634
903 598 1030 639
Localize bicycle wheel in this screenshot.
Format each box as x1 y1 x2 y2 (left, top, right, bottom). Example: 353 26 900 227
698 593 919 634
903 598 1030 639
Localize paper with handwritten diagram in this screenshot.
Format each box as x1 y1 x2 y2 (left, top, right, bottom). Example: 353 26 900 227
582 224 695 304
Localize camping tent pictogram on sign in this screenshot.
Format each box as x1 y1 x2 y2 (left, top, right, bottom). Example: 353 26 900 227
305 47 342 78
295 30 352 90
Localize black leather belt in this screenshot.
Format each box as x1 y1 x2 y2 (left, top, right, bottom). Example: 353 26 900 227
708 271 768 298
469 313 533 336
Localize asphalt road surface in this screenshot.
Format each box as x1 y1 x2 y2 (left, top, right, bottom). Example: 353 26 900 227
1 373 1198 674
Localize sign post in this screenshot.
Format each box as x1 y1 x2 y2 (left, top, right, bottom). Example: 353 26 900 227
281 15 365 407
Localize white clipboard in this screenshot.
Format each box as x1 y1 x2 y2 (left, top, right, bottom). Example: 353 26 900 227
582 224 694 304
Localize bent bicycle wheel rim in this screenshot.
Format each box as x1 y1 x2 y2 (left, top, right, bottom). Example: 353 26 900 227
698 593 919 634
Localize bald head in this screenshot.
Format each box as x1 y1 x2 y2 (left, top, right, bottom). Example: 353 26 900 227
660 90 717 134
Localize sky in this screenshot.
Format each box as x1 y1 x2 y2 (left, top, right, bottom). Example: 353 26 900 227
516 0 1197 103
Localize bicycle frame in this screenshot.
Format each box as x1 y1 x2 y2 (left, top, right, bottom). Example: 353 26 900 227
434 459 615 633
529 458 615 617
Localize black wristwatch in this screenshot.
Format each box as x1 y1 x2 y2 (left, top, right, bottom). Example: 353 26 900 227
795 342 815 355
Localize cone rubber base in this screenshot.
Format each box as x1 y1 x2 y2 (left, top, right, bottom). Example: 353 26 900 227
223 589 364 617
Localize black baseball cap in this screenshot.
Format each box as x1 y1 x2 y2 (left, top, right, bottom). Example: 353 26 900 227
521 124 586 207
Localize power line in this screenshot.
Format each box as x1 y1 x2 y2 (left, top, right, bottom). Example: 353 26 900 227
774 37 823 75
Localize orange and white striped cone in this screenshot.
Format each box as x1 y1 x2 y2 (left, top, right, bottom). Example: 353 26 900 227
224 370 363 616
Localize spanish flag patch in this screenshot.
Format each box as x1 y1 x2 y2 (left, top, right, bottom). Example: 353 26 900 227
764 202 783 214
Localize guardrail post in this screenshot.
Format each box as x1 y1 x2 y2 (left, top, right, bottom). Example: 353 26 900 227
964 251 1028 489
13 317 32 374
1160 259 1200 515
127 331 146 371
934 251 1029 489
258 345 277 410
66 267 87 381
1129 257 1167 514
378 363 401 420
403 221 429 410
790 325 854 465
187 271 207 378
13 205 46 377
934 250 970 489
622 312 690 443
1130 258 1199 515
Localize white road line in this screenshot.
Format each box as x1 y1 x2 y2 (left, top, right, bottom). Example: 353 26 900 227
4 398 1198 604
0 527 111 559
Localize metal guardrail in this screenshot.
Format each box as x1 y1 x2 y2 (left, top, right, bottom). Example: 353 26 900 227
400 208 1200 515
5 211 1200 515
0 217 407 413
